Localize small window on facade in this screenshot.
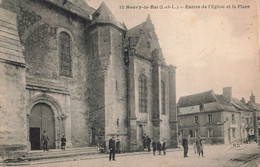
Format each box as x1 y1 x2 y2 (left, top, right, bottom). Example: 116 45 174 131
208 129 213 137
161 81 166 115
138 74 147 113
257 117 260 121
195 130 199 137
147 41 150 48
246 118 249 124
189 130 193 138
59 31 72 76
199 103 204 111
179 117 184 126
232 114 235 124
232 128 236 138
208 114 212 123
194 116 198 124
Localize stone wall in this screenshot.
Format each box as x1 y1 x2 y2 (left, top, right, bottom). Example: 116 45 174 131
104 26 128 151
16 0 91 148
0 5 27 158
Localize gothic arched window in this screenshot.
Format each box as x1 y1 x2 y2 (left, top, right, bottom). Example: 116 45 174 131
161 80 166 115
59 31 72 76
138 74 147 113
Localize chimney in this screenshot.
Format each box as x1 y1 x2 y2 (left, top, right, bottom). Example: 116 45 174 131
250 91 255 103
223 87 232 103
240 97 246 104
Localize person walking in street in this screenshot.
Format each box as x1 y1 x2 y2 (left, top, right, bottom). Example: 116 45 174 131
157 140 162 155
116 135 121 154
41 130 49 151
146 135 151 152
197 136 204 157
162 140 166 155
109 136 116 161
152 139 157 155
61 135 66 151
182 136 189 158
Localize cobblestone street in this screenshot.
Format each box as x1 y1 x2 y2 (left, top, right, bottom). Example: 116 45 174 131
21 143 259 167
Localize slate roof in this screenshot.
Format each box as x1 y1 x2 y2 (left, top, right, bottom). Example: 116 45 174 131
45 0 95 20
124 15 166 65
178 90 217 108
231 98 251 111
178 89 252 112
91 2 126 31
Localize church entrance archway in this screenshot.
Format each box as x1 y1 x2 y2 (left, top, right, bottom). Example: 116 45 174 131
29 103 55 150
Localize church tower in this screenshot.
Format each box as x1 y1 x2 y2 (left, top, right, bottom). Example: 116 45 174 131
86 2 128 149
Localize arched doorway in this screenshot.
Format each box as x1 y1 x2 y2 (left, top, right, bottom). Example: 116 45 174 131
29 103 55 150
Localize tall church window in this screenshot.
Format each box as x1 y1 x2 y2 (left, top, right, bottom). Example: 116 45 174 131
161 80 166 115
138 74 147 113
59 32 72 76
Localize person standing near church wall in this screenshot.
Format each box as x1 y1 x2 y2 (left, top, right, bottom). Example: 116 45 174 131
41 130 49 151
109 136 116 161
116 135 121 154
61 135 66 151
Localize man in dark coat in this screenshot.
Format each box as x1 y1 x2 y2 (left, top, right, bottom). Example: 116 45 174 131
142 134 147 149
157 140 162 155
152 139 157 155
182 136 189 158
162 140 166 155
109 136 116 161
41 130 49 151
146 135 151 152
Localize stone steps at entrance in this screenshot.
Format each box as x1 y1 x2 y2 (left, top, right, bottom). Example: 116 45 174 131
21 147 100 161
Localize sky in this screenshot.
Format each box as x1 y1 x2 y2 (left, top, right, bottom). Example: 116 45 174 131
85 0 260 103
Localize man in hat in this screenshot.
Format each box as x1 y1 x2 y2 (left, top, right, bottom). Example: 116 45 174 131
41 130 49 151
152 139 157 155
182 135 189 158
109 136 116 161
146 135 151 152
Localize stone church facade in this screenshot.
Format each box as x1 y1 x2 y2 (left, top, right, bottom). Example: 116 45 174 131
0 0 177 158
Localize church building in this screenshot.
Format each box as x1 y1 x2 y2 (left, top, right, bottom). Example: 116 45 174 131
0 0 177 158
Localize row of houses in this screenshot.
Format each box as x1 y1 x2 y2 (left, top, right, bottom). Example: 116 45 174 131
177 87 260 145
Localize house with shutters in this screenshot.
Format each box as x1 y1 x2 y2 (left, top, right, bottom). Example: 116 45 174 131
177 87 254 144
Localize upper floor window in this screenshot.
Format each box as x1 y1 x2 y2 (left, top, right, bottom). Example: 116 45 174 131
161 81 166 115
59 31 72 76
208 114 212 124
232 114 235 124
194 115 198 124
138 74 147 113
208 129 214 137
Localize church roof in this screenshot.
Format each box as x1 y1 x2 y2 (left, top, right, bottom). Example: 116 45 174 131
45 0 95 20
125 15 166 65
91 2 126 31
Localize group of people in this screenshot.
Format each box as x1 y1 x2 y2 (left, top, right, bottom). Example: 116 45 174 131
152 139 166 155
182 135 204 158
108 135 121 161
142 134 151 151
193 136 204 157
41 130 66 151
142 134 166 155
